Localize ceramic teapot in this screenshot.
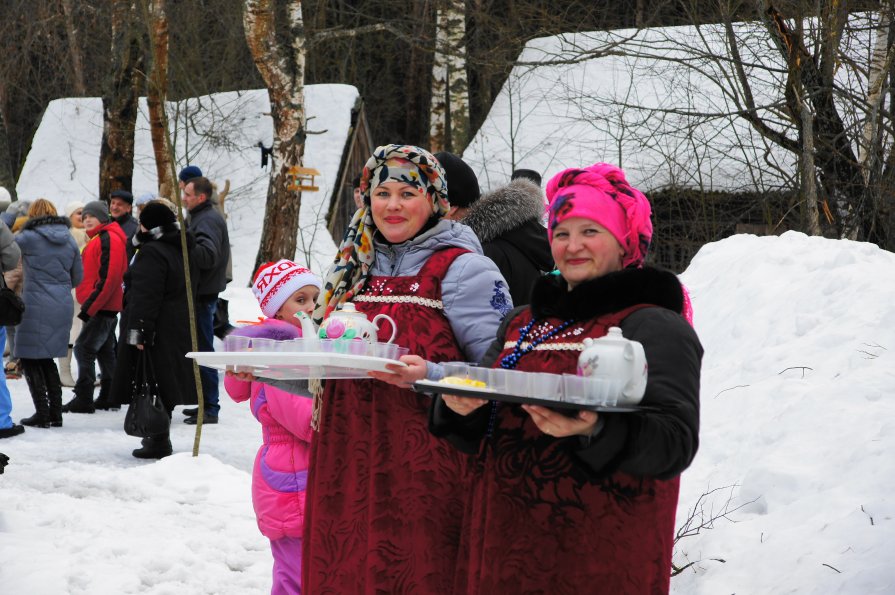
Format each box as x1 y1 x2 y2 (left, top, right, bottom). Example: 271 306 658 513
318 303 397 344
577 327 648 404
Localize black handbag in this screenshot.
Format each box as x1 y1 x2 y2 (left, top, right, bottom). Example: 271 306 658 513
123 348 170 438
0 273 24 326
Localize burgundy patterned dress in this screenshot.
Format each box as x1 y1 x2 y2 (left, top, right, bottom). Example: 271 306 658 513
456 305 680 595
303 248 472 594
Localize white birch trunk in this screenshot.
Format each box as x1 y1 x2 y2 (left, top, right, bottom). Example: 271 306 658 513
858 4 894 184
243 0 307 275
429 0 469 153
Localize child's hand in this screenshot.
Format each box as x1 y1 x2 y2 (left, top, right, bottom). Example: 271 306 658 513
225 369 257 381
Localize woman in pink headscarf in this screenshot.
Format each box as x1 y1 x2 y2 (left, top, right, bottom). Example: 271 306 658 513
377 163 702 594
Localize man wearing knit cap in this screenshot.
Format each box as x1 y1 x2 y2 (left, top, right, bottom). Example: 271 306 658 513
178 165 203 186
435 152 481 221
63 200 127 413
182 176 229 424
438 153 552 306
109 189 138 261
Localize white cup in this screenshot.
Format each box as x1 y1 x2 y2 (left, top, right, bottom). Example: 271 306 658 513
530 373 563 401
224 335 251 352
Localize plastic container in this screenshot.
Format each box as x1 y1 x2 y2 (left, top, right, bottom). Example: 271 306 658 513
223 335 251 352
529 373 563 400
251 338 277 352
505 369 531 397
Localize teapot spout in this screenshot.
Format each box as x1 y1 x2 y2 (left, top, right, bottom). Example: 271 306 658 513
294 312 320 346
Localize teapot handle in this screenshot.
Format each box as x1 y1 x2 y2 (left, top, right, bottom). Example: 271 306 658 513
372 314 397 344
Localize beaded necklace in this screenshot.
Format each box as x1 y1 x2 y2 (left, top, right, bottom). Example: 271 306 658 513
499 317 575 369
485 317 575 438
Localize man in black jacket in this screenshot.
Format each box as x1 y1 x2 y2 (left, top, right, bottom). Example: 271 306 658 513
182 176 229 424
436 152 553 306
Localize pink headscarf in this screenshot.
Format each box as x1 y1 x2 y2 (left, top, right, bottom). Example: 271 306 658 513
545 163 652 268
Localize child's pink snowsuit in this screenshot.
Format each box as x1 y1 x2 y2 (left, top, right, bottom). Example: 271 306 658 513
224 319 312 571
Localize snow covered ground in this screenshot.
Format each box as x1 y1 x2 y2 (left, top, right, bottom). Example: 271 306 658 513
1 231 893 593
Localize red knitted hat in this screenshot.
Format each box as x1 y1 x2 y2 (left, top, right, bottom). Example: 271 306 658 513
251 260 321 318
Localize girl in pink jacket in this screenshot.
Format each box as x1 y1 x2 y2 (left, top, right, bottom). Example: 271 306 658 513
225 260 320 595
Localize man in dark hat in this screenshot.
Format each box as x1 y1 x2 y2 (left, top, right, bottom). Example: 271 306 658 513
109 189 138 261
511 168 542 187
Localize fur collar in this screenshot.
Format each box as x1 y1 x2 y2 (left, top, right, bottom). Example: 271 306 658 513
462 179 545 243
531 267 684 321
133 221 180 247
22 215 71 230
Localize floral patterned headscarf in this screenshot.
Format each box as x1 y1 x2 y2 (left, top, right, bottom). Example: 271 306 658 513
312 144 448 324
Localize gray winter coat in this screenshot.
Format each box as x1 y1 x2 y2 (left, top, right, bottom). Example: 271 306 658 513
0 220 20 272
370 219 513 363
13 216 83 359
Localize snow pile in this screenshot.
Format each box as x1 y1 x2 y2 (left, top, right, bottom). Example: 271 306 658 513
675 231 895 593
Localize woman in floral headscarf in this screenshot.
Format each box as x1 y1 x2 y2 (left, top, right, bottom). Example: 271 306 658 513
379 163 702 594
302 144 512 594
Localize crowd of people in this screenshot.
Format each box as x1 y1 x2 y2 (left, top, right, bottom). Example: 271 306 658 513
0 166 230 459
0 145 703 594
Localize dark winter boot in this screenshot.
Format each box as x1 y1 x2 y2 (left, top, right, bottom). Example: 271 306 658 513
62 394 95 414
131 434 173 459
93 377 119 411
46 364 64 427
21 364 51 428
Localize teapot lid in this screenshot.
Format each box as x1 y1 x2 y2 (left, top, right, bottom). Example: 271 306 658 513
585 326 627 345
337 303 361 314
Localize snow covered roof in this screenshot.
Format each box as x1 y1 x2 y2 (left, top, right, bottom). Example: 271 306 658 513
463 18 872 194
16 85 359 283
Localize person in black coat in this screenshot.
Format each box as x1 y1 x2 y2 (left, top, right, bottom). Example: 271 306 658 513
111 202 198 459
436 152 553 307
461 178 554 306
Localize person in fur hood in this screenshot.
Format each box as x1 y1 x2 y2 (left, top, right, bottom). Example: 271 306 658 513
436 152 553 306
376 162 702 595
460 177 553 306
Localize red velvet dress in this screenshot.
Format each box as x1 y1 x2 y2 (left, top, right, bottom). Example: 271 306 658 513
456 305 680 595
303 248 472 594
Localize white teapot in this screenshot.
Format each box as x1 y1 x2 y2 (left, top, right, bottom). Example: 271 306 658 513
318 303 397 344
577 327 648 405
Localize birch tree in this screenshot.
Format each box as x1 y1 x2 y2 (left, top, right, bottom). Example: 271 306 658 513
144 0 175 198
429 0 470 153
244 0 307 276
98 0 143 200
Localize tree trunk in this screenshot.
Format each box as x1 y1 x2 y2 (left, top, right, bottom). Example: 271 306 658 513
244 0 307 279
430 0 469 153
99 0 143 200
61 0 87 96
766 3 864 238
799 97 821 236
859 5 893 181
146 0 174 198
0 80 15 197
